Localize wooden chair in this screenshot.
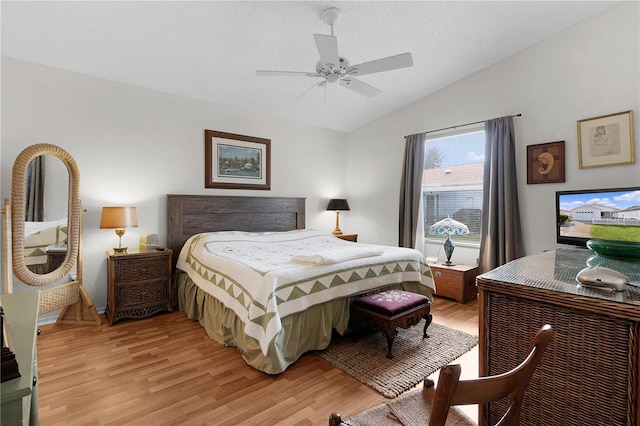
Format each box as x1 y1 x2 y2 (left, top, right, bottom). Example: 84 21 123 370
329 324 554 426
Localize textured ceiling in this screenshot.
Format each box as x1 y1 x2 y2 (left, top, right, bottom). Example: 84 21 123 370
1 1 620 133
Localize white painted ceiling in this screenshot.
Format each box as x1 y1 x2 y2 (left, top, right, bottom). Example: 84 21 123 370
1 1 620 133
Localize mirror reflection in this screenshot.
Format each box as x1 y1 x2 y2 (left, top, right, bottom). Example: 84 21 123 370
22 155 69 274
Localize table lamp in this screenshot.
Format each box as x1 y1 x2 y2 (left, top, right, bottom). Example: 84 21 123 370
100 206 138 254
327 198 350 236
429 216 469 266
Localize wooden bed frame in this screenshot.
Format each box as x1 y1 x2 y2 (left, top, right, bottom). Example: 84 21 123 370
167 194 306 267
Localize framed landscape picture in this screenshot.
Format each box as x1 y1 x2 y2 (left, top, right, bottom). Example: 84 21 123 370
204 130 271 190
577 110 634 169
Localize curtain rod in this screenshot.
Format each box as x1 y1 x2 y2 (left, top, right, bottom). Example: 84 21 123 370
405 113 522 138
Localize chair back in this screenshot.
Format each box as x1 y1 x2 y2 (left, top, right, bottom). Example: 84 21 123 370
428 324 554 426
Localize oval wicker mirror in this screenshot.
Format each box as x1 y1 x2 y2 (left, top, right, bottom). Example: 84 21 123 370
11 143 81 286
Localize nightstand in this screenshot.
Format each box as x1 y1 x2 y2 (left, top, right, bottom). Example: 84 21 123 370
335 233 358 242
429 263 478 303
45 246 67 273
105 249 173 325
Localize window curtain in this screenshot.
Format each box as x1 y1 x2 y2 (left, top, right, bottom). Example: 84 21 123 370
25 155 45 221
399 133 427 252
478 116 524 274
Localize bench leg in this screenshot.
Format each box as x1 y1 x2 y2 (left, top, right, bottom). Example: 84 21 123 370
382 327 397 359
423 313 433 338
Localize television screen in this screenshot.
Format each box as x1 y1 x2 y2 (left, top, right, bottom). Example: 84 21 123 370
556 186 640 247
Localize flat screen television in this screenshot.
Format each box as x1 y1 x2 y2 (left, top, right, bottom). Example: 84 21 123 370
556 186 640 247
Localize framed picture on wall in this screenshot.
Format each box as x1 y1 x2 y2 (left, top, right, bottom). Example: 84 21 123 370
527 141 565 184
577 110 635 169
204 130 271 190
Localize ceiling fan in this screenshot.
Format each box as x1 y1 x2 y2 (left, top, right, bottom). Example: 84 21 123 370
256 7 413 100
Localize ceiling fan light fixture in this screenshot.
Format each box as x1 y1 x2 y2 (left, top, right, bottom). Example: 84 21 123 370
326 73 340 83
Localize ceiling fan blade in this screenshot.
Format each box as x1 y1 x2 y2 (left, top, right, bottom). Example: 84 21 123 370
256 70 320 77
346 52 413 77
340 78 382 98
313 34 340 67
295 81 327 101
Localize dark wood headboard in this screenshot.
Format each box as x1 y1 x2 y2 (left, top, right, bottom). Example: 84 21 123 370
167 195 306 267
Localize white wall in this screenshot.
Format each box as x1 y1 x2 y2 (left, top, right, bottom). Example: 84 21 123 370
347 1 639 265
2 2 638 318
1 58 349 319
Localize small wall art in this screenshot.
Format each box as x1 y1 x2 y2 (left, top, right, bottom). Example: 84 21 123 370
577 110 634 169
526 141 565 184
204 130 271 190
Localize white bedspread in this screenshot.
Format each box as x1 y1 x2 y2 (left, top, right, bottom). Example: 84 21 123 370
177 229 434 354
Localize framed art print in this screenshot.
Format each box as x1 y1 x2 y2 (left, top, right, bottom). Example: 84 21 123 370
204 130 271 190
577 110 634 169
527 141 565 184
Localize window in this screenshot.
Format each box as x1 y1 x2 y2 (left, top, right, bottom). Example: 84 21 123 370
423 129 485 245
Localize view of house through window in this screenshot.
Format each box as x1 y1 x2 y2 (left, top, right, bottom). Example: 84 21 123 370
423 129 485 244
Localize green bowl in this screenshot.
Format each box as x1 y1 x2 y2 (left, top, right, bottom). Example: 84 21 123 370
586 239 640 260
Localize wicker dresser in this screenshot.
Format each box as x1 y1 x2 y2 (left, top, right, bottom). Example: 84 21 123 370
477 249 640 426
106 249 173 325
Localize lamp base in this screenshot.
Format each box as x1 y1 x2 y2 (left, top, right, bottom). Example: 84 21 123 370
331 211 343 235
443 235 455 266
113 246 128 255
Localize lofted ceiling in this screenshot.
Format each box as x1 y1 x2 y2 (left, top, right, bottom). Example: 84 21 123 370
1 1 620 133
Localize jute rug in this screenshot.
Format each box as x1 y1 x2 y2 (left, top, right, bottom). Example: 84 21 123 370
316 322 478 398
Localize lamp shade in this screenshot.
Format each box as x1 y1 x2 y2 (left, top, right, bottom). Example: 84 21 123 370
327 199 350 211
429 216 469 236
99 207 139 229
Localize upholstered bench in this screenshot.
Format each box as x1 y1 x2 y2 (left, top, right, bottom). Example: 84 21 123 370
351 290 432 359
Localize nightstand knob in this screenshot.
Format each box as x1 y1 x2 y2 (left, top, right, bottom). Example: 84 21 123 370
140 267 147 273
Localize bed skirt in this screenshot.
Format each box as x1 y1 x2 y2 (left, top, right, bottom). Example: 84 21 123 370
174 270 432 374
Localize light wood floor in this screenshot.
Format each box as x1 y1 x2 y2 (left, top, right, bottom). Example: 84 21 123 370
36 296 479 426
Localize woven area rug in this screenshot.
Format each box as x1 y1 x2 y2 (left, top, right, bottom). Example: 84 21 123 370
316 322 478 398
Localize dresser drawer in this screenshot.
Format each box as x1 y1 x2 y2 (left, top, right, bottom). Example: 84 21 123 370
114 256 168 282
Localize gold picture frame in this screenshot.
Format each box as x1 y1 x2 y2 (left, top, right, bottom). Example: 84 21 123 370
204 130 271 190
577 110 634 169
527 141 565 184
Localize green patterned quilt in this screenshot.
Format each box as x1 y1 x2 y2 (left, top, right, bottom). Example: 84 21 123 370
177 229 434 354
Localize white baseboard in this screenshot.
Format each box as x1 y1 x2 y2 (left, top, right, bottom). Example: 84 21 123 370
37 306 106 326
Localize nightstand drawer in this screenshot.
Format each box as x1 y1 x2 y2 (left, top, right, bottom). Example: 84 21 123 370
116 280 168 308
114 256 168 282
